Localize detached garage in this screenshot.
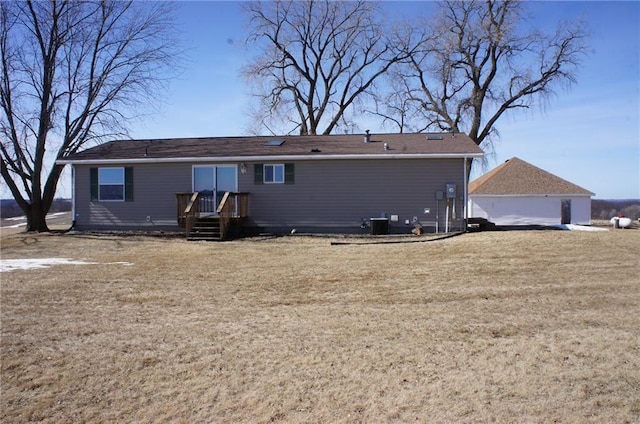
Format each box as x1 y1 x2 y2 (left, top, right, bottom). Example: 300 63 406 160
468 157 594 226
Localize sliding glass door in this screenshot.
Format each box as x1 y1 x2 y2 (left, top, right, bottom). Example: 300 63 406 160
193 165 237 213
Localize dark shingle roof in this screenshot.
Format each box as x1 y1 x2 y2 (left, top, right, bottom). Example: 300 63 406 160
469 157 594 196
58 132 483 163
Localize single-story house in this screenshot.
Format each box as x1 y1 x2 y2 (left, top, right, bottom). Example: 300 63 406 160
468 157 594 226
57 132 483 238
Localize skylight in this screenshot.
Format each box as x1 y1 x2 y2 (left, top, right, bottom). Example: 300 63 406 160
265 139 285 146
427 135 444 140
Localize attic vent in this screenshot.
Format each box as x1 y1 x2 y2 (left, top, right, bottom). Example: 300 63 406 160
427 135 443 141
265 139 285 146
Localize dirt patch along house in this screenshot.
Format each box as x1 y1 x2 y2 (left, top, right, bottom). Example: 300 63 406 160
57 132 483 238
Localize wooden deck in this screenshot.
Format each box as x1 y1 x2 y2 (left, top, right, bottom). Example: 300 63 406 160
176 192 249 241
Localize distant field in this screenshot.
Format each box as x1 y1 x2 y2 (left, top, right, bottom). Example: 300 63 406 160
0 211 72 233
1 229 639 422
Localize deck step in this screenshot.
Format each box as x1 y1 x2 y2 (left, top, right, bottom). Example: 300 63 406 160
187 217 222 241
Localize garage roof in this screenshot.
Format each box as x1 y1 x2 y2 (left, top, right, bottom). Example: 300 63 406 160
469 157 594 196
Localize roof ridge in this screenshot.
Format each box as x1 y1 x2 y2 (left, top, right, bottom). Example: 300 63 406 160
468 157 516 192
108 131 464 143
469 157 593 196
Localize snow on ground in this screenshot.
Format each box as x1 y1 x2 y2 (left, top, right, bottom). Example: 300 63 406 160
0 258 133 272
554 224 609 232
1 212 69 228
4 222 27 228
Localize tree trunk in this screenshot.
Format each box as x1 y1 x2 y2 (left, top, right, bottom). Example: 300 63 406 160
26 205 49 232
1 1 180 234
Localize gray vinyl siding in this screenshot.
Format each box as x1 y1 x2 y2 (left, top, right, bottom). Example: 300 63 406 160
242 158 467 233
74 163 193 231
73 158 467 233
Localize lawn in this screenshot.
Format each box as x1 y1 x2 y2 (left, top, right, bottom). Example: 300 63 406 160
1 229 639 423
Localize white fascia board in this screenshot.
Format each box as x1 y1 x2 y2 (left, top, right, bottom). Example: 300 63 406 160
469 193 592 198
56 152 484 165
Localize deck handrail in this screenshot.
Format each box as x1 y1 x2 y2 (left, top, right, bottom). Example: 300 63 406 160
177 192 217 224
217 192 232 240
176 192 191 227
217 192 249 240
177 191 249 240
184 192 200 237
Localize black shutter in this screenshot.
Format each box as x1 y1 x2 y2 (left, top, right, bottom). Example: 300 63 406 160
124 167 134 201
254 164 264 184
90 168 98 201
284 163 295 184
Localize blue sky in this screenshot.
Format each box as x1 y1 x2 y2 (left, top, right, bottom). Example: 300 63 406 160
13 1 640 200
127 0 639 199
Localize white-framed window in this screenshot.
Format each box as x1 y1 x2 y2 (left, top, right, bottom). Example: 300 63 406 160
99 167 125 201
90 167 133 202
254 163 294 185
264 164 285 184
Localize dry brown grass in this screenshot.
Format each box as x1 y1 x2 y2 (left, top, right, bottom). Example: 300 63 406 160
1 229 639 423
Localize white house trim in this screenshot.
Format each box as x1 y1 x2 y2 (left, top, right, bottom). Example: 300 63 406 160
57 152 483 166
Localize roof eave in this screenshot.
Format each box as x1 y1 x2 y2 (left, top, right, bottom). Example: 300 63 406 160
469 193 594 197
57 152 484 165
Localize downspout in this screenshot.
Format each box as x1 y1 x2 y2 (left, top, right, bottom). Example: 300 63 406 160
463 157 468 231
71 165 76 229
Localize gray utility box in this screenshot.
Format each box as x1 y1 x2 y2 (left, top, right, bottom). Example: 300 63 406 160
370 218 389 235
446 183 457 198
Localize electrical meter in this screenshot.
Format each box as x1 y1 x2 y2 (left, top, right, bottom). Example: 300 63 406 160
446 184 456 199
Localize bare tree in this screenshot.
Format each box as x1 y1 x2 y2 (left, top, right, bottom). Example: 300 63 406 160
389 0 588 152
243 0 408 136
367 77 428 134
0 0 180 232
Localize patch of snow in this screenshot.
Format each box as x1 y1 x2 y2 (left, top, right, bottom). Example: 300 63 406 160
5 222 26 228
1 258 96 272
0 258 134 272
1 212 69 228
554 224 608 232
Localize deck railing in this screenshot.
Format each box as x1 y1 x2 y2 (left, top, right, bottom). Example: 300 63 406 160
183 192 201 238
177 192 249 239
217 192 249 240
177 192 215 226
